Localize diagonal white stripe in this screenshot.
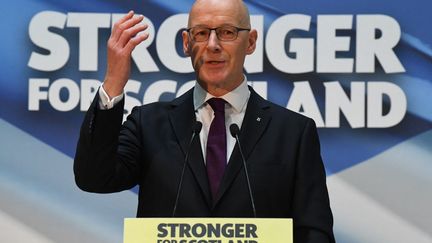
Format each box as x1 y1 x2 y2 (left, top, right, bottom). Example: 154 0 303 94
328 129 432 242
0 118 137 243
0 209 54 243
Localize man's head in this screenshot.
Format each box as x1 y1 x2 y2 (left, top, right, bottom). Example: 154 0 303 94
182 0 257 96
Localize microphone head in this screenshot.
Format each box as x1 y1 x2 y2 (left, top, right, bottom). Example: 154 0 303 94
229 123 240 138
193 121 203 134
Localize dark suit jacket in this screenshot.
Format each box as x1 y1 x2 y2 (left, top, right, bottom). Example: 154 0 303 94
74 87 335 243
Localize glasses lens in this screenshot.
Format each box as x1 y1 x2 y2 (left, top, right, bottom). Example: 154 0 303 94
190 27 210 42
217 26 237 41
189 26 242 42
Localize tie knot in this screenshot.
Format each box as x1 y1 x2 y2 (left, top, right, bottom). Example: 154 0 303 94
207 98 225 112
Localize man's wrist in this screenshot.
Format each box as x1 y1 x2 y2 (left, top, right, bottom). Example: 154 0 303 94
98 84 124 110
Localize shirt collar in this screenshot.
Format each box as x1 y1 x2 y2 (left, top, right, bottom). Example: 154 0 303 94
193 76 250 112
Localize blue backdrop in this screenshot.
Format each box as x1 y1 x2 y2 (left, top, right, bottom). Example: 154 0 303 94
0 0 431 242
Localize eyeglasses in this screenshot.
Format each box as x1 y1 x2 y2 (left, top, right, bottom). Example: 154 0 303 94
186 25 251 42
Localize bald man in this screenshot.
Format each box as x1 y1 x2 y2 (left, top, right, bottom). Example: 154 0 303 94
74 1 335 242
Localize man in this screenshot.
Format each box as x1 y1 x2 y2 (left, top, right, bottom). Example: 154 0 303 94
74 0 335 242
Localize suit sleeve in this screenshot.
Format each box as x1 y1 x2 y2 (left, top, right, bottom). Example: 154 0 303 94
73 94 142 193
292 118 336 243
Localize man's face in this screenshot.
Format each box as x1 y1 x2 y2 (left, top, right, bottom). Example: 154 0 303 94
182 0 257 95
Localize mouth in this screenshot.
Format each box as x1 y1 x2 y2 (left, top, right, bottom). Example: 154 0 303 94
205 60 226 67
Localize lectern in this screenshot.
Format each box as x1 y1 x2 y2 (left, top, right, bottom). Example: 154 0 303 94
124 218 293 243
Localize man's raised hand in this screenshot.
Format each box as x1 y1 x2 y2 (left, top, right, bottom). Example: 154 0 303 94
103 10 149 98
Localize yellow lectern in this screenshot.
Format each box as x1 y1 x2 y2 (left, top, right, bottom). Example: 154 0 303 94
124 218 292 243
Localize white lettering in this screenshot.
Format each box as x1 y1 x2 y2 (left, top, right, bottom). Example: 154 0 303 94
28 11 69 71
80 79 101 111
176 80 196 97
317 15 354 73
266 14 314 73
143 80 177 104
325 82 365 128
157 14 191 73
28 78 49 110
287 81 325 126
49 78 80 111
67 13 111 71
356 15 405 73
123 80 142 120
367 82 407 127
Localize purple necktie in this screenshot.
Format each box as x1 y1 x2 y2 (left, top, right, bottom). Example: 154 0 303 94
206 98 227 200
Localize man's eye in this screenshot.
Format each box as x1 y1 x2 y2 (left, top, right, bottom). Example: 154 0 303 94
195 30 208 36
220 29 235 36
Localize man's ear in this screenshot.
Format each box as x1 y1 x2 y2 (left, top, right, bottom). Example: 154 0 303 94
182 31 190 56
246 29 257 55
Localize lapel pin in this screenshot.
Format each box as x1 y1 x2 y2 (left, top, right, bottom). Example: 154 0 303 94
256 117 261 122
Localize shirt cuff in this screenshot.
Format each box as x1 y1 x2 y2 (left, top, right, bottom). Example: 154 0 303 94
98 84 124 110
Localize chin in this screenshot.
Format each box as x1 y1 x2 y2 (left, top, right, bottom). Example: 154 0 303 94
199 73 228 86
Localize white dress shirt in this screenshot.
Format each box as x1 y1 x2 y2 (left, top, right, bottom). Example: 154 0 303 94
98 77 250 164
193 78 250 164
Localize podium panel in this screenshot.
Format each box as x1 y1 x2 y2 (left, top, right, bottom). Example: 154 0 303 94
124 218 293 243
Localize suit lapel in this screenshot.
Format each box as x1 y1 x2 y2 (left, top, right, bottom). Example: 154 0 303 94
168 89 212 207
214 88 271 207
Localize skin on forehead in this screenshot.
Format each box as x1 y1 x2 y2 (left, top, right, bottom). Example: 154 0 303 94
188 0 251 28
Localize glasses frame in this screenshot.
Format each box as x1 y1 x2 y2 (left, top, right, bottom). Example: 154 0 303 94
186 25 251 42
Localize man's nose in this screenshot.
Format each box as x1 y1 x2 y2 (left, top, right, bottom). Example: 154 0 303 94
207 30 221 52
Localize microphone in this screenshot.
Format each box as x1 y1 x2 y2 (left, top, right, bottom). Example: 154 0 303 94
172 121 202 217
229 124 257 218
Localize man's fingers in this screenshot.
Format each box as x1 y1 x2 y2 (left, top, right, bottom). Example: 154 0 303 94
117 22 149 48
110 10 134 41
111 14 144 43
124 32 150 54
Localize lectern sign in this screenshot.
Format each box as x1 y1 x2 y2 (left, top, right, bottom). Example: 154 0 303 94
124 218 293 243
